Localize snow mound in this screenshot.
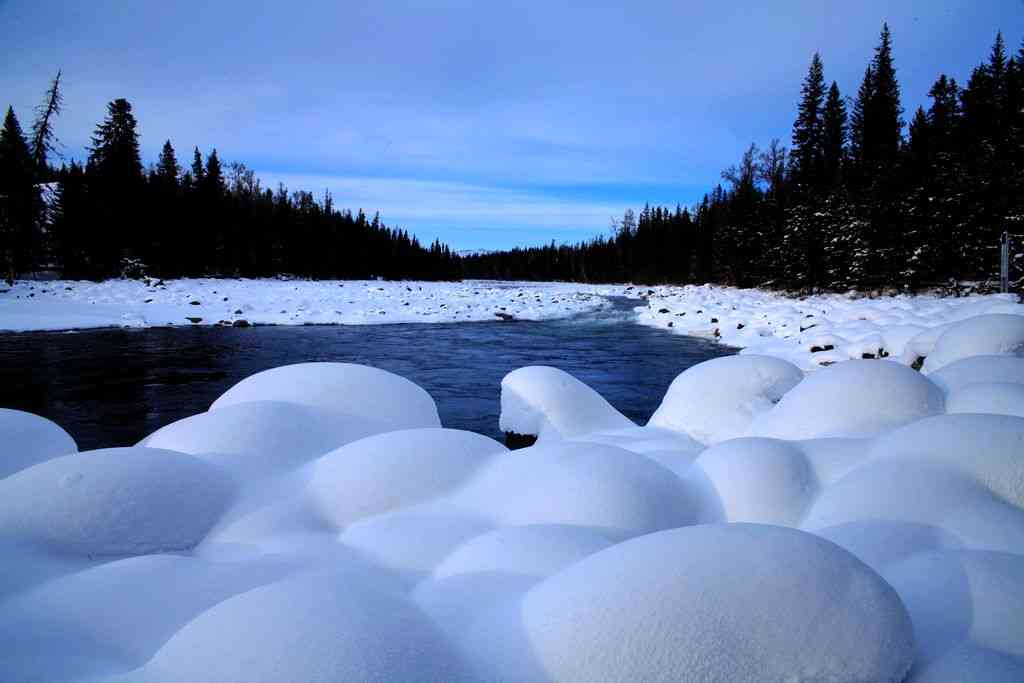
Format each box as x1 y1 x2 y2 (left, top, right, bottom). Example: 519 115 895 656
946 382 1024 418
339 505 492 575
648 355 803 444
748 359 944 439
802 456 1024 554
499 366 633 440
454 441 696 539
307 428 505 528
866 414 1024 508
133 570 471 683
141 400 389 477
0 408 77 479
433 524 613 581
0 554 295 682
690 437 817 525
0 447 232 556
922 315 1024 374
465 524 914 683
211 362 441 431
883 550 1024 678
928 355 1024 394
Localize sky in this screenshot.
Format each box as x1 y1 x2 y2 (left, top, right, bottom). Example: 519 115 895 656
2 1 1022 251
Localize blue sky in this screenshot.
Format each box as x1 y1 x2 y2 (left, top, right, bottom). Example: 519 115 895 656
2 1 1021 250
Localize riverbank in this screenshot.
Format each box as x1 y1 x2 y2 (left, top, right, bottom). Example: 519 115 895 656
635 284 1023 371
0 278 619 332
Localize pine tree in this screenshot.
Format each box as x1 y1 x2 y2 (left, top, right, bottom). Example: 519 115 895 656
156 140 180 186
821 81 847 187
190 147 205 183
88 99 143 185
865 23 904 170
87 98 144 276
790 53 826 189
0 107 40 281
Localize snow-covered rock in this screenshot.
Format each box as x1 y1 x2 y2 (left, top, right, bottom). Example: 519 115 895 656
211 362 441 431
689 437 817 525
307 428 504 528
141 400 389 477
0 408 77 479
922 314 1024 374
0 553 295 682
432 524 613 581
0 447 232 556
928 355 1024 394
499 365 632 440
647 355 803 444
946 382 1024 418
129 570 472 683
748 359 944 439
463 524 915 683
454 441 697 539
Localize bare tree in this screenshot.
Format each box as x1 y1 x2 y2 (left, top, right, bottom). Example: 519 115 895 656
30 70 63 172
758 138 788 196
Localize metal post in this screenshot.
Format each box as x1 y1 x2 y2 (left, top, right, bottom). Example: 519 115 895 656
1000 231 1010 294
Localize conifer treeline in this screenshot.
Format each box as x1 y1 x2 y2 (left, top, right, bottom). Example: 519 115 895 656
0 93 459 282
464 27 1024 290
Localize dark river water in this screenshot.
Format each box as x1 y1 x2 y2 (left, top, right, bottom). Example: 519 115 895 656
1 298 734 450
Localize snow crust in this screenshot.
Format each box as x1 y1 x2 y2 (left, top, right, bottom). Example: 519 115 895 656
3 307 1024 681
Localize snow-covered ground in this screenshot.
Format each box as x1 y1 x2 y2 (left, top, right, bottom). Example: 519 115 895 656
635 283 1024 371
0 278 618 332
3 280 1024 680
2 305 1024 681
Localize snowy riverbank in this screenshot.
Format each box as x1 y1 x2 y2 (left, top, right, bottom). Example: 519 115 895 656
636 284 1023 371
2 305 1024 680
0 278 619 332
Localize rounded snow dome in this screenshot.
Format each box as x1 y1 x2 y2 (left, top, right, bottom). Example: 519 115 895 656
467 524 914 683
692 437 817 526
308 428 504 528
748 359 944 439
0 408 77 479
210 362 441 431
0 447 232 556
865 413 1024 508
922 314 1024 374
455 441 697 539
648 355 804 444
946 382 1024 418
433 524 613 581
142 400 390 476
137 570 472 682
499 366 632 440
927 355 1024 394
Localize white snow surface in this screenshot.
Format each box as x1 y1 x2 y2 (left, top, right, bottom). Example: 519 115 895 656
635 283 1022 371
3 309 1024 681
0 278 618 331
